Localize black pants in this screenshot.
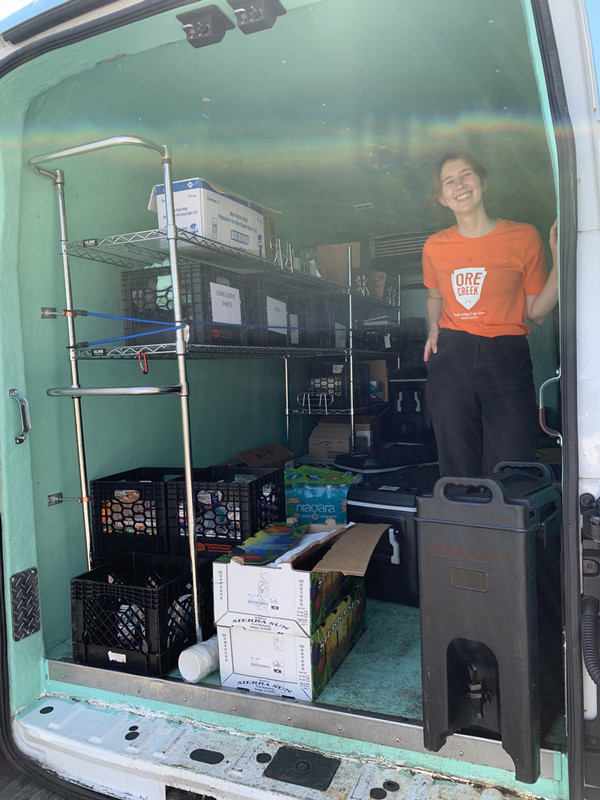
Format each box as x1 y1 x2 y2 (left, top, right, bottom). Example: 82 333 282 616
426 329 537 477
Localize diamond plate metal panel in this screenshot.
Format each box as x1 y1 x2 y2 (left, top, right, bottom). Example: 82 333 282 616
10 567 40 641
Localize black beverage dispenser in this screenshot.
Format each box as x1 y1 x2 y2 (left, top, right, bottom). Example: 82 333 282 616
416 468 563 784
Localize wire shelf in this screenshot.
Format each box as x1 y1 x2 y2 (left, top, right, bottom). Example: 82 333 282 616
65 228 395 305
74 342 391 361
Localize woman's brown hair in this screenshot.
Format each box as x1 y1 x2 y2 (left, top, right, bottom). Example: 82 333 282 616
431 151 488 201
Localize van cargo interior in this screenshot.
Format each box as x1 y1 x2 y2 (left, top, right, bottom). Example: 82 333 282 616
4 0 564 793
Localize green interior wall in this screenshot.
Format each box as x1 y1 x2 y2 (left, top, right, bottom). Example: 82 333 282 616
0 1 564 783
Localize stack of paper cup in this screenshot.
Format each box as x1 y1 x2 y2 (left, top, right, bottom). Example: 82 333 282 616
178 634 219 683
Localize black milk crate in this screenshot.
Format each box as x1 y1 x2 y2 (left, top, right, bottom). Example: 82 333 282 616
168 465 285 556
243 278 289 347
329 296 350 349
90 467 182 565
71 553 215 676
286 285 313 348
308 293 336 348
121 263 245 346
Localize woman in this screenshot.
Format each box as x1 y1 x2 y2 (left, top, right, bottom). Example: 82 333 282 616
422 151 558 477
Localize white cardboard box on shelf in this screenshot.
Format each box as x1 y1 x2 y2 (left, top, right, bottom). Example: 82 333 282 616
213 522 386 636
148 177 266 257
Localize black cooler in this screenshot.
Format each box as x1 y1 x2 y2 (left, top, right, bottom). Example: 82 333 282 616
416 468 563 784
346 464 439 606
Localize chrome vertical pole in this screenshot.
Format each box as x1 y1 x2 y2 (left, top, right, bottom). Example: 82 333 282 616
347 244 355 451
31 136 202 639
284 356 290 449
35 166 94 569
160 150 201 641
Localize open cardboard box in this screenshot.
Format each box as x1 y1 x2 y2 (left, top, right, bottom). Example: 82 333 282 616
214 521 386 700
213 522 386 635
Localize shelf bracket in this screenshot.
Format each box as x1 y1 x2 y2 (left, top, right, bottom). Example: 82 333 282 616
47 493 89 506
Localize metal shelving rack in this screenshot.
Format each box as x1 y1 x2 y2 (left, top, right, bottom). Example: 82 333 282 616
64 226 396 451
29 135 204 639
29 137 397 633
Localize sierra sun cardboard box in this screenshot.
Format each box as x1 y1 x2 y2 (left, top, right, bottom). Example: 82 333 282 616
217 580 365 701
214 521 386 700
149 177 268 257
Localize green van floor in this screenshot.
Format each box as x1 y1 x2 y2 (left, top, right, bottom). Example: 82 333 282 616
47 598 564 743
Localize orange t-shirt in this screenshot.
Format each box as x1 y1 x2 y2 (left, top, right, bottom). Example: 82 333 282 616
422 219 548 337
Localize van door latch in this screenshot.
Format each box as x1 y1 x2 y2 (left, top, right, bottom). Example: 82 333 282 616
581 494 600 542
9 389 31 444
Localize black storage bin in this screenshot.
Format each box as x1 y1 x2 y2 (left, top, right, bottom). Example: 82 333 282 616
416 468 563 784
243 278 289 347
301 361 370 411
286 285 311 348
387 377 432 444
71 553 215 676
346 465 439 605
168 465 285 556
309 294 336 348
396 317 427 378
329 296 349 350
357 322 401 352
121 263 245 346
90 466 180 565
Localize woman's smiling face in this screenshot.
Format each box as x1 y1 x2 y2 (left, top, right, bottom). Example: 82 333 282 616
437 158 488 215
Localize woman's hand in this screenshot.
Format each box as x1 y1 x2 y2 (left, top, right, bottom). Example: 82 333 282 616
526 218 559 325
549 218 558 261
425 289 443 361
424 329 439 362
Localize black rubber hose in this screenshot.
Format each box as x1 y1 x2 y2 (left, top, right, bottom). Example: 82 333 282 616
582 596 600 686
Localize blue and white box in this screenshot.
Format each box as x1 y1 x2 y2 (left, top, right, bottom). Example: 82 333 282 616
148 177 266 257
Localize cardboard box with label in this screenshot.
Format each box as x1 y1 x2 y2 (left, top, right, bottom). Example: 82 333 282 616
148 177 268 257
308 415 382 461
369 270 388 299
214 522 386 700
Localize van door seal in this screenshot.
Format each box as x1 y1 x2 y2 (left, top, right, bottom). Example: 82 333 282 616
529 1 582 799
